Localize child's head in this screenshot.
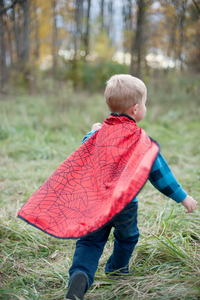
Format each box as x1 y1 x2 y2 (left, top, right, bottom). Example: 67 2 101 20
104 74 147 115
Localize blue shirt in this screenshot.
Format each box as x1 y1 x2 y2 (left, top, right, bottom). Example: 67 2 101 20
82 130 187 204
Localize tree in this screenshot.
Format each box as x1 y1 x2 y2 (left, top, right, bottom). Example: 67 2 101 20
10 0 30 62
0 0 7 89
52 0 58 75
5 18 13 66
73 0 83 52
106 0 114 38
130 0 146 78
22 0 29 62
179 0 187 70
186 1 200 71
99 0 105 30
83 0 91 56
12 1 20 60
32 0 40 60
157 0 192 69
122 0 134 53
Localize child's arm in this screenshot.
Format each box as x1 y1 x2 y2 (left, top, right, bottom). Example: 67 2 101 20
149 153 197 213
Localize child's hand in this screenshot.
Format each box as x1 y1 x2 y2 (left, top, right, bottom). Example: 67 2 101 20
91 123 102 131
181 195 197 213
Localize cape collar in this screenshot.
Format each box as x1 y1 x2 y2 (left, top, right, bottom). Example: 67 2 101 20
110 113 136 123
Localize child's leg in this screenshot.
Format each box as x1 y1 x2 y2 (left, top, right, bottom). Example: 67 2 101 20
68 225 112 292
105 201 139 274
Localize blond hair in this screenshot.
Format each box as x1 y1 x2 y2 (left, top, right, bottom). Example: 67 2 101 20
104 74 147 114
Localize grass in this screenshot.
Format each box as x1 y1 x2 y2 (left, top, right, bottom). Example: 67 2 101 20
0 73 200 299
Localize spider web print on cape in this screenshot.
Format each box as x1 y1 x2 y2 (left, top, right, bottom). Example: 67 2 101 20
18 115 160 239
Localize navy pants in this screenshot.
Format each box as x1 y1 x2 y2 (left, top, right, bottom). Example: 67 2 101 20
69 200 139 291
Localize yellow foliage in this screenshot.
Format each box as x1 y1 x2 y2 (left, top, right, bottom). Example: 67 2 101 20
93 32 115 61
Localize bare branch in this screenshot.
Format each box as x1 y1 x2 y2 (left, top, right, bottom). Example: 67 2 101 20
192 0 200 15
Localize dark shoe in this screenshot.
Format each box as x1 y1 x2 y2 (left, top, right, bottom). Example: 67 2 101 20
66 273 88 300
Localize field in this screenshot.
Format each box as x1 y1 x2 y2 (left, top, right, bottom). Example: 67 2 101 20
0 73 200 300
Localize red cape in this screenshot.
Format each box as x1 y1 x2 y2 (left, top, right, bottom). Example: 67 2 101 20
18 115 159 239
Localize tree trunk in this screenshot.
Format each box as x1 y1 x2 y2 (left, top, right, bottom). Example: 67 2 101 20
0 0 7 89
72 0 83 87
122 0 133 30
22 0 29 62
107 0 114 38
12 2 20 60
130 0 146 78
99 0 105 30
75 0 83 49
179 0 187 70
166 0 180 61
84 0 91 56
33 0 40 60
52 0 58 76
167 18 178 58
122 0 133 52
196 19 200 72
6 20 13 66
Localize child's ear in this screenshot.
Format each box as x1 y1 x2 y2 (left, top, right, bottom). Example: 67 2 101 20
131 104 138 115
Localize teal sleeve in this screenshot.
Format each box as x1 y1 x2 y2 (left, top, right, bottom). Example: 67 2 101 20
148 153 187 203
82 130 97 144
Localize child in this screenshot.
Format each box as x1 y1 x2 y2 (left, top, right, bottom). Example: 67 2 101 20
65 75 197 300
17 74 197 300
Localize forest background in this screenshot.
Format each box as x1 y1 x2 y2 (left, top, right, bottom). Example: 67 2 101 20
0 0 200 90
0 0 200 300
